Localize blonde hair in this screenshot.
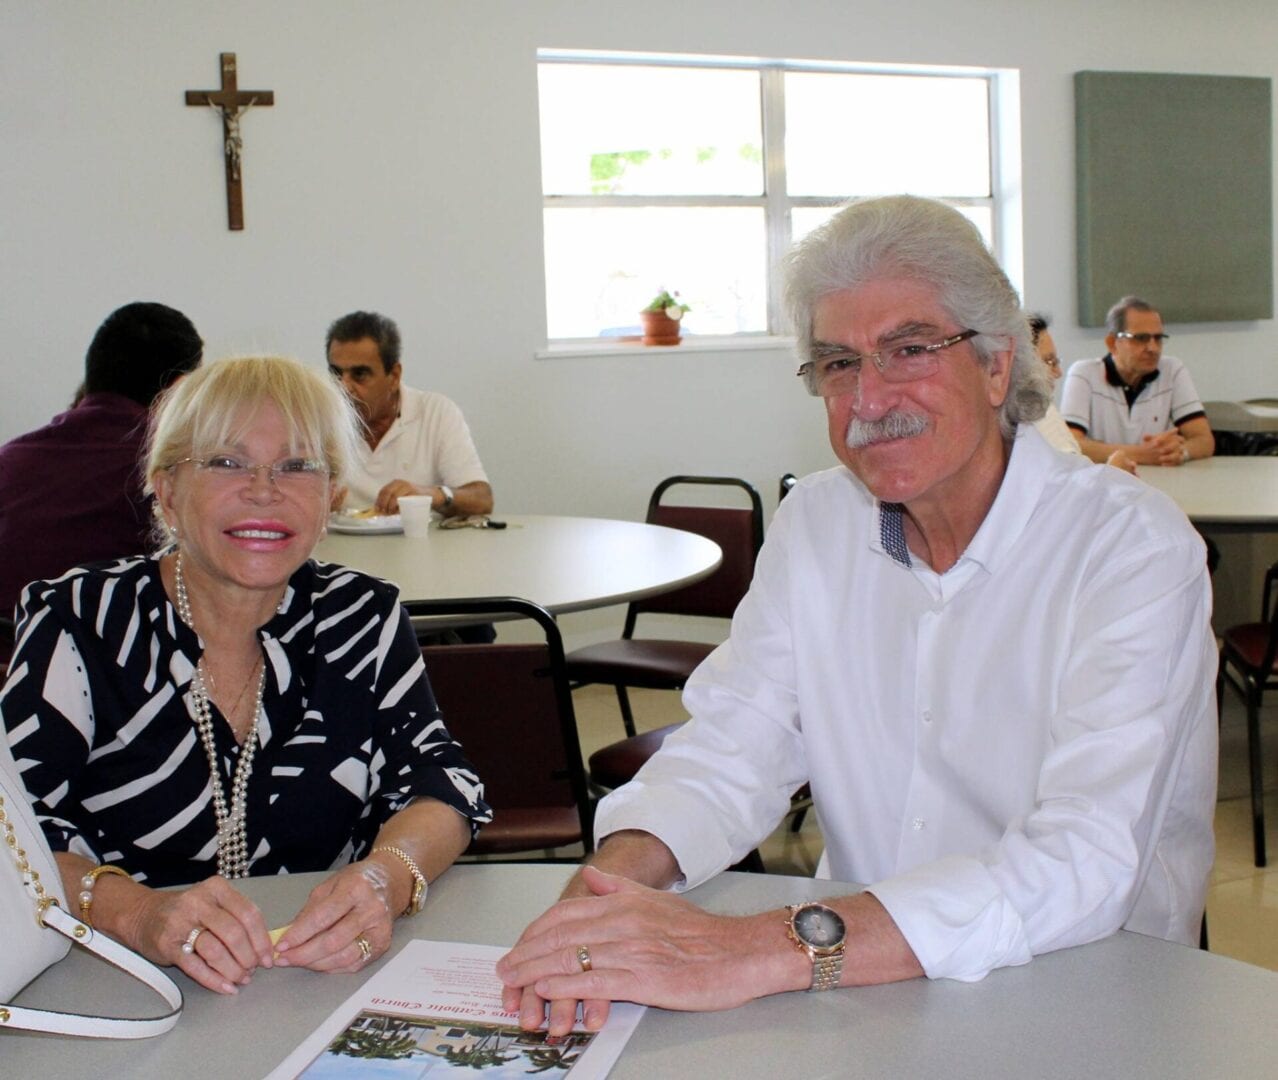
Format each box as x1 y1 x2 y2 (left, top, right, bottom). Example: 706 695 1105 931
144 355 362 495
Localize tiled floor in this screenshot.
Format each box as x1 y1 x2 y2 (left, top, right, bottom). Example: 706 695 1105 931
571 682 1278 972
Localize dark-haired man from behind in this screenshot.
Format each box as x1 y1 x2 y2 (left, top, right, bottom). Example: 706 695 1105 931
0 302 202 618
1060 296 1214 467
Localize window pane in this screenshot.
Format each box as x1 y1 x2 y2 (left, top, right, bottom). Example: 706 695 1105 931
539 65 763 196
544 207 767 337
786 73 990 197
791 204 993 251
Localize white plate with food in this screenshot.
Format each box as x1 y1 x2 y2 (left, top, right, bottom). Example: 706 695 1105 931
329 509 403 535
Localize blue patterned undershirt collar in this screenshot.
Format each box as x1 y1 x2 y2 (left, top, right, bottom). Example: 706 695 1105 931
879 502 912 567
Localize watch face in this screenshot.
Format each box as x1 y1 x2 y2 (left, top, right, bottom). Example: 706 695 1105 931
794 905 846 948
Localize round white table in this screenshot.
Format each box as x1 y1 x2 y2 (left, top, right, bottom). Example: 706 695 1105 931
6 865 1278 1078
1138 457 1278 533
316 514 722 611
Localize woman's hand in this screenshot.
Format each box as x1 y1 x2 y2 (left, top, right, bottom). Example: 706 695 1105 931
272 859 396 973
129 875 274 995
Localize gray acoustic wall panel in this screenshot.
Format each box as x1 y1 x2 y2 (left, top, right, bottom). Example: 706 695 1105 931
1075 71 1272 326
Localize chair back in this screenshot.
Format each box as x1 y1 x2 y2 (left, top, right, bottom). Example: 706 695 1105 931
0 615 14 678
778 473 797 502
1262 562 1278 674
405 597 592 855
627 476 764 630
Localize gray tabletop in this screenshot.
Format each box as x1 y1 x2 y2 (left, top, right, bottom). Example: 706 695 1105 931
317 514 723 611
1137 456 1278 532
6 864 1278 1078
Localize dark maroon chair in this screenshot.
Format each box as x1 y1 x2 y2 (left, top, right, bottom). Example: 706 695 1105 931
564 476 764 739
410 596 593 861
0 615 13 680
1218 560 1278 867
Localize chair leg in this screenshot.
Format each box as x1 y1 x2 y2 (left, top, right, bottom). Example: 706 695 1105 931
1246 689 1266 868
729 849 767 874
615 685 637 739
790 807 808 833
1199 911 1209 952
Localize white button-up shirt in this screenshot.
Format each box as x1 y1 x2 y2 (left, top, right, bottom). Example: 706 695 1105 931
595 426 1217 981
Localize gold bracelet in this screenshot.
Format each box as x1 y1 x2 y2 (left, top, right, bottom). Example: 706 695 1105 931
371 845 427 917
78 864 131 926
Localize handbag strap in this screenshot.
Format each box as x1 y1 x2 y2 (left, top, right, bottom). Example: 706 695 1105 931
1 902 183 1038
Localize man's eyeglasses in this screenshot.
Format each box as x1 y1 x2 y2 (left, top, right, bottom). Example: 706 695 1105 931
1115 332 1170 345
171 455 330 488
796 329 980 398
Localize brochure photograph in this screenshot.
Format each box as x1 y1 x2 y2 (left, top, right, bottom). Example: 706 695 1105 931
266 940 644 1079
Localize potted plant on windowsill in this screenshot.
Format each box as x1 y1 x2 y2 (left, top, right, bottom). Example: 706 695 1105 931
640 289 690 346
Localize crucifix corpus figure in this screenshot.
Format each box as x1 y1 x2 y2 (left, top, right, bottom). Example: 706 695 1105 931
185 53 275 231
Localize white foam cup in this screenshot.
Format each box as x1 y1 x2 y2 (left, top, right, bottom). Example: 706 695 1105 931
398 495 435 537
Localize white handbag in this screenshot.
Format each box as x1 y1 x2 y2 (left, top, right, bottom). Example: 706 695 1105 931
1 734 183 1037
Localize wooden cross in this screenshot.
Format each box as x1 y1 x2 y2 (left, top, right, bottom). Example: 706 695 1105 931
185 53 275 231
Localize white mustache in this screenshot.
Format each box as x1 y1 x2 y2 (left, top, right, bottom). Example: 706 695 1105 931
846 410 929 449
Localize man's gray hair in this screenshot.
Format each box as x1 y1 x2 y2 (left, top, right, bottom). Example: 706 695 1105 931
782 195 1050 439
1105 295 1158 335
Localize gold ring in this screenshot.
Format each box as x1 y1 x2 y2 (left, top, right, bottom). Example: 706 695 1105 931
576 944 592 972
181 927 204 955
356 935 372 962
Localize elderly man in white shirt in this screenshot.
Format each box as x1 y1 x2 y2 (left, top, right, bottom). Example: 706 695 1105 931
496 196 1216 1035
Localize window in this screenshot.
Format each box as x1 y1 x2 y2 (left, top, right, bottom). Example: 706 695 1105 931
537 51 1014 343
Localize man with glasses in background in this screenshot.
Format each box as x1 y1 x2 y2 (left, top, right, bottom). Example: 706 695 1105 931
1060 295 1214 466
497 197 1215 1032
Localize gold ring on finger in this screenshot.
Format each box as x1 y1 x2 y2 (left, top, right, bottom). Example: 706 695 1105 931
356 935 373 962
181 926 205 955
576 944 592 972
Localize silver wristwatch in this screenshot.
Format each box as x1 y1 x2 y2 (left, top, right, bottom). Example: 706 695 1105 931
786 902 847 992
438 484 454 509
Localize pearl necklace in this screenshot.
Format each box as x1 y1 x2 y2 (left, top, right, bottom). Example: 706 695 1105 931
174 551 265 880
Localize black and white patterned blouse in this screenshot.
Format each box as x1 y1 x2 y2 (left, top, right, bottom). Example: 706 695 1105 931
1 555 491 887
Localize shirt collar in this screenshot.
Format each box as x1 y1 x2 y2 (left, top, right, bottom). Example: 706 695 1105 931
960 425 1053 575
879 503 911 567
872 425 1053 577
373 384 420 450
1103 353 1160 398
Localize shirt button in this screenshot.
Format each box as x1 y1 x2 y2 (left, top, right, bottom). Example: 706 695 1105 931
921 710 932 723
912 818 925 830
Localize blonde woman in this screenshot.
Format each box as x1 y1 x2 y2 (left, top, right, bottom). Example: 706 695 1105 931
2 356 489 994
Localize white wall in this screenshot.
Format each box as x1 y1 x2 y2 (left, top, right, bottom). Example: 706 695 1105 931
3 0 1276 638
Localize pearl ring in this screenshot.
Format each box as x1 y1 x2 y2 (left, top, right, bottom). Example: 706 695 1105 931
182 927 205 955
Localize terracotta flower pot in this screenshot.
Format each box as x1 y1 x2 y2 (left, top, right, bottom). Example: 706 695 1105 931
640 309 682 346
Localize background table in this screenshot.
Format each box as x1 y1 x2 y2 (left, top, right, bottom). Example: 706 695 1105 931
6 864 1278 1078
318 514 722 612
1138 456 1278 533
1139 457 1278 629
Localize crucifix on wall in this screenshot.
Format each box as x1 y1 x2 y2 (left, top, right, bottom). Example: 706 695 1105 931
185 53 275 231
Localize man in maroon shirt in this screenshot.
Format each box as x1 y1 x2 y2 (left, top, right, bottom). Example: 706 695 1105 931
0 302 202 623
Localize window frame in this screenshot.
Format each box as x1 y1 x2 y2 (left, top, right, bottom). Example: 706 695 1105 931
537 49 1020 348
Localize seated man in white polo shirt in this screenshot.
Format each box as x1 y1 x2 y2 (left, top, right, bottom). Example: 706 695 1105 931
1059 296 1214 467
325 311 494 516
